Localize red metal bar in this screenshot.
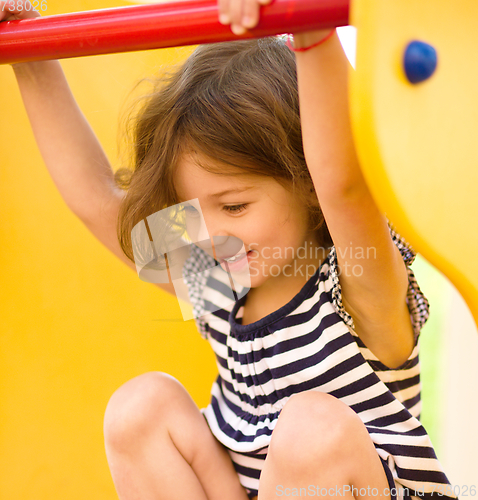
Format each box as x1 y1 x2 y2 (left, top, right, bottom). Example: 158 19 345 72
0 0 349 64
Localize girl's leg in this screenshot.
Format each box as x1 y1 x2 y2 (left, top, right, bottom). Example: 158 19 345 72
103 371 249 500
258 391 391 500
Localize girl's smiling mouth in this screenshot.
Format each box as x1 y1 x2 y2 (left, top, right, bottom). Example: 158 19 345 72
219 250 254 271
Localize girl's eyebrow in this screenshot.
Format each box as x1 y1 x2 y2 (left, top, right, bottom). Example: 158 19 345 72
208 186 255 199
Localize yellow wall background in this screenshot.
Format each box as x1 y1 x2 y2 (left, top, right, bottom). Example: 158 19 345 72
0 2 217 499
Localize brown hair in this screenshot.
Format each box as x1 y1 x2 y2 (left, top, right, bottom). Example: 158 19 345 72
115 36 332 262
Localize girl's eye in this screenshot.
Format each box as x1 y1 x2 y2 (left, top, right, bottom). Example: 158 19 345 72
223 204 247 214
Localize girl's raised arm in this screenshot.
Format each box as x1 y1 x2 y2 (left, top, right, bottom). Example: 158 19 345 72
2 1 176 295
293 30 414 369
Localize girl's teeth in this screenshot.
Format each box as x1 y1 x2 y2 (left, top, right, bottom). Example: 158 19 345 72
225 253 245 262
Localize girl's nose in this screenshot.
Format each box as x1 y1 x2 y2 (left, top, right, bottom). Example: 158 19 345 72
183 200 211 243
183 202 243 258
213 235 244 260
201 219 236 257
183 202 227 257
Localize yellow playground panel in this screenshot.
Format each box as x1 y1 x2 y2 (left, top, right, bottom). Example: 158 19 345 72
350 0 478 328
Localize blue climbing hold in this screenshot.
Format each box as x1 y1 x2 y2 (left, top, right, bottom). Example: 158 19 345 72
403 40 438 84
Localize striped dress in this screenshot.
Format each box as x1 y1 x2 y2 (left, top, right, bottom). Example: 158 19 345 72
182 229 455 500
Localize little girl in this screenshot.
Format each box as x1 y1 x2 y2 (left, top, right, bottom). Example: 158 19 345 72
3 0 455 499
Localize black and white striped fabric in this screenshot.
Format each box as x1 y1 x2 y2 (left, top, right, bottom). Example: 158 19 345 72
182 228 454 500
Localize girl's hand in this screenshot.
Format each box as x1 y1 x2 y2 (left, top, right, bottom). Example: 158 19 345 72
0 0 40 21
218 0 273 35
218 0 332 50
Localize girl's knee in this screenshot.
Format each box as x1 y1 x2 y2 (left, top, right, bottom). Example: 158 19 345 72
103 371 185 451
269 391 365 469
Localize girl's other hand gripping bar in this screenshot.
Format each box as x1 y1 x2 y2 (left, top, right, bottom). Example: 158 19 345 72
217 0 273 35
0 0 40 22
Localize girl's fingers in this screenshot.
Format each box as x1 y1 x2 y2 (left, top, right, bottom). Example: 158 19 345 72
0 0 13 20
217 0 266 35
228 0 245 34
0 0 40 20
241 0 260 29
218 0 232 25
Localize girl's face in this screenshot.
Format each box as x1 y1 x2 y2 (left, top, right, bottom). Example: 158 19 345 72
175 155 324 292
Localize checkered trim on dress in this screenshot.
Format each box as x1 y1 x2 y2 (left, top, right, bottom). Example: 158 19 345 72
182 243 217 339
327 245 355 329
389 226 430 338
327 225 430 339
389 224 416 266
